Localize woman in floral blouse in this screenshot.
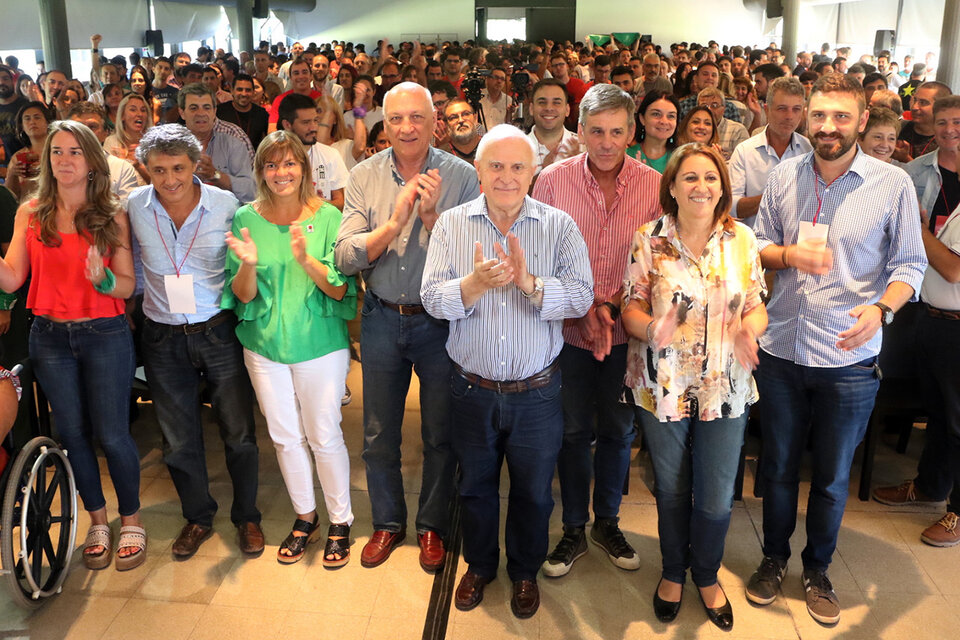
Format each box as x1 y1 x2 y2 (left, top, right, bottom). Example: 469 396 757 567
621 143 767 631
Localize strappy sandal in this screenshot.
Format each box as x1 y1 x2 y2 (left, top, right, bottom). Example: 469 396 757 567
278 515 320 565
83 524 113 570
115 525 147 571
323 523 351 569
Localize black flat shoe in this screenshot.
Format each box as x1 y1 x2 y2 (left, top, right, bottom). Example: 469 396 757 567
699 584 734 631
653 580 682 622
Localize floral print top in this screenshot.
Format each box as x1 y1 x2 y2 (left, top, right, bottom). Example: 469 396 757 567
622 214 765 422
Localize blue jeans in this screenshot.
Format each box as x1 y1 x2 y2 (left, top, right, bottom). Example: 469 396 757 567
558 343 636 527
639 409 747 586
757 350 880 570
360 294 454 535
30 316 139 516
451 370 563 581
141 315 260 526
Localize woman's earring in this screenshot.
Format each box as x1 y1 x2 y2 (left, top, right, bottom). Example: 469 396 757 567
87 170 95 181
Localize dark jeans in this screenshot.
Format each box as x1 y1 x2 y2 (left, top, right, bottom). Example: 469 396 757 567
30 316 139 515
360 294 454 535
638 409 747 586
452 370 563 582
141 315 260 527
557 343 636 527
757 350 880 571
914 313 960 512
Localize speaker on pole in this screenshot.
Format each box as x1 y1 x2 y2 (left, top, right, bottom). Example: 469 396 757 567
767 0 783 19
253 0 270 19
874 30 895 56
145 30 164 57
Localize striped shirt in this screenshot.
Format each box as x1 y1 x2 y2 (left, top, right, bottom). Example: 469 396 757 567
754 149 928 367
728 127 812 228
420 195 594 380
533 153 661 350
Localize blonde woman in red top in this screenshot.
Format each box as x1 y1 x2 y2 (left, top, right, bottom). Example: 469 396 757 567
0 120 144 571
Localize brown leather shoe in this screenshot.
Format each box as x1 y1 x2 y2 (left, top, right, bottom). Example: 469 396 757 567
511 579 540 618
418 530 445 572
237 522 265 556
172 523 212 559
455 571 493 611
360 528 406 568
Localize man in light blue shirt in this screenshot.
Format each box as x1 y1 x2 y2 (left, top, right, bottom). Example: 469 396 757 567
422 125 592 618
728 77 812 228
747 75 927 625
129 124 262 559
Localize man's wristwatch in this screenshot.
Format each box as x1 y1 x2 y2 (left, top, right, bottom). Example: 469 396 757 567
873 302 895 326
521 276 544 299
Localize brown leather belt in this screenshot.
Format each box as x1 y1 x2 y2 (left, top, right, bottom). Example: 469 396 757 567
150 310 233 335
927 305 960 320
454 361 559 394
379 298 425 315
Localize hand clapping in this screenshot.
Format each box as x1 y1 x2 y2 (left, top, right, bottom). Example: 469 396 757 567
225 228 258 266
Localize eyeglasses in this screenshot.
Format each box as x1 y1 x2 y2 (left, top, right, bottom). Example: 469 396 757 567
701 102 723 110
445 110 474 123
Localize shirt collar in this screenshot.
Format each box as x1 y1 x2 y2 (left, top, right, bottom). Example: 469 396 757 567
800 146 869 181
388 146 441 185
577 152 632 189
470 195 540 224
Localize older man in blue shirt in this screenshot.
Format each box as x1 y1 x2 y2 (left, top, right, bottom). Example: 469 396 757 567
178 84 255 203
747 75 927 625
422 124 593 618
129 124 262 559
335 82 480 573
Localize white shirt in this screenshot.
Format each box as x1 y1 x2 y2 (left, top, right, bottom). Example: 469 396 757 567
921 205 960 310
728 126 812 228
307 142 348 200
527 128 581 176
479 90 513 128
343 106 384 132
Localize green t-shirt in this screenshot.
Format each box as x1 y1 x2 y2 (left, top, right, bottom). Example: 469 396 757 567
627 145 672 174
222 203 357 364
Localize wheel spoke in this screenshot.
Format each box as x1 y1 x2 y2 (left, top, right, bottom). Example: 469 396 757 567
29 529 44 584
40 465 64 511
43 531 58 570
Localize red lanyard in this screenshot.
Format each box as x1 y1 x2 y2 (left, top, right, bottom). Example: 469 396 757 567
153 206 205 277
812 164 840 226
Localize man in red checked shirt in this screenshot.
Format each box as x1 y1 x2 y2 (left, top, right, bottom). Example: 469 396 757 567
532 83 660 578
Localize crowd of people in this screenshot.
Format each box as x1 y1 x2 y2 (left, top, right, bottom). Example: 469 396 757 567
0 31 956 630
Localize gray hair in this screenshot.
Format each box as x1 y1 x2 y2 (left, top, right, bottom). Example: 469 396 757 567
176 82 216 110
578 83 635 126
767 76 805 104
136 123 202 165
475 124 537 166
383 81 432 113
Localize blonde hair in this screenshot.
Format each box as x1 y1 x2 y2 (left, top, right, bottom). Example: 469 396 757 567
315 95 347 142
114 93 153 147
31 120 123 254
253 130 321 210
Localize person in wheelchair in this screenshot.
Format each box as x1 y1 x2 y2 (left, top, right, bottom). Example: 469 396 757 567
0 120 146 572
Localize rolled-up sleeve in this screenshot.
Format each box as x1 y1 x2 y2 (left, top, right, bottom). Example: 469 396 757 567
334 170 373 275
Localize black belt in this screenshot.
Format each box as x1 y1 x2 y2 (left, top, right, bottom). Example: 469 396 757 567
927 305 960 320
454 361 559 394
148 310 233 335
372 292 425 315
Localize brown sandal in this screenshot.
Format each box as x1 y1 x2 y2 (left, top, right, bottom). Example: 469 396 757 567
83 524 112 570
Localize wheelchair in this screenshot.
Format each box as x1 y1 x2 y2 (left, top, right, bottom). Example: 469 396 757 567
0 361 78 609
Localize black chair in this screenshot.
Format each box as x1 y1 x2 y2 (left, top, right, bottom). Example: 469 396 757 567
857 301 926 500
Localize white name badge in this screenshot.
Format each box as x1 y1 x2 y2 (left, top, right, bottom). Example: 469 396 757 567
798 221 829 243
164 274 197 314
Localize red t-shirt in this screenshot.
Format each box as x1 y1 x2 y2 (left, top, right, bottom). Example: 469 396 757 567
268 89 323 124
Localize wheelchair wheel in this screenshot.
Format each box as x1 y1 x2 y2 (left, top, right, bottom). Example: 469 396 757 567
1 436 78 609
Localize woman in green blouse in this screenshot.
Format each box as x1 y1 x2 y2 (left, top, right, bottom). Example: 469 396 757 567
223 131 357 567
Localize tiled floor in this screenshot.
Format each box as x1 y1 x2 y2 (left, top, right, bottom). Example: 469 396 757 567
2 362 958 640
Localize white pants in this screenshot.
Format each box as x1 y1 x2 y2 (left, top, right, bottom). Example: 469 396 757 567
244 348 354 525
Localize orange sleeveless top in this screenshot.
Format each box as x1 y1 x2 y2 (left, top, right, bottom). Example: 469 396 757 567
25 223 125 320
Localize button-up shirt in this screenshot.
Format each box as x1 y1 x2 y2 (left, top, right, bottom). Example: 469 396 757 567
335 146 481 304
421 195 593 380
128 179 239 325
679 94 742 123
728 127 813 228
532 153 661 349
527 128 582 176
754 150 928 367
716 117 750 159
905 149 945 216
203 129 256 203
921 205 960 310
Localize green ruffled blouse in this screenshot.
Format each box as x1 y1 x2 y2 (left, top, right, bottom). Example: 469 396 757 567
221 203 357 364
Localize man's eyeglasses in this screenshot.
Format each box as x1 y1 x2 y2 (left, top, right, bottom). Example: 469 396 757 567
446 110 474 123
